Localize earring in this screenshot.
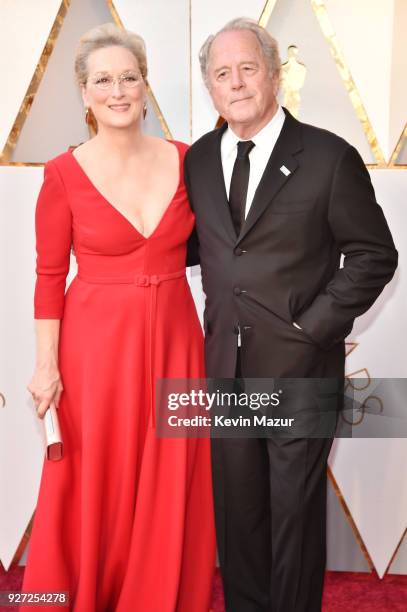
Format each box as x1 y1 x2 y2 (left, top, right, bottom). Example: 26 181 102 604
85 107 91 124
143 103 147 120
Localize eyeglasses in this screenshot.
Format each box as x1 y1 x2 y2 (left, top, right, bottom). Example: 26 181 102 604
88 71 143 90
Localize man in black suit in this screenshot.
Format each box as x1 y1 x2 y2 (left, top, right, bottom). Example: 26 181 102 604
184 17 397 612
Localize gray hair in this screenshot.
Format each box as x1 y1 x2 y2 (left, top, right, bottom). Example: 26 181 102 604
199 17 281 85
75 22 147 85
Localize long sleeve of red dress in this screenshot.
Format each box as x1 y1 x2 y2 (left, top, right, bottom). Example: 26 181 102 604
34 161 72 319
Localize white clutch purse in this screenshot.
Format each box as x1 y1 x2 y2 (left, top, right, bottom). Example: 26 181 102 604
43 401 63 461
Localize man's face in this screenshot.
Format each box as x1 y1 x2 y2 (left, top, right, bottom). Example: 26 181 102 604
207 29 279 137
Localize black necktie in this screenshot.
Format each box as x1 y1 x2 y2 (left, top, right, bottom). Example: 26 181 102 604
229 140 255 236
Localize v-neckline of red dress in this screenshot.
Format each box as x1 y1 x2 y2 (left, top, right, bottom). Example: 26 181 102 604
68 140 182 241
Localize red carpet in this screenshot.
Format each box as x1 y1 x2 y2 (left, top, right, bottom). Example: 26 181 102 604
1 566 406 611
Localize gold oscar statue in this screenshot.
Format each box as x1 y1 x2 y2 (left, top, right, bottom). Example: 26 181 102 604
281 45 307 118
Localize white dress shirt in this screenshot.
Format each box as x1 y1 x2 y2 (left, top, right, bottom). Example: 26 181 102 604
221 105 286 218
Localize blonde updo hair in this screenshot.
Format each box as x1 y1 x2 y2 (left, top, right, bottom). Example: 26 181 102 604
74 22 148 85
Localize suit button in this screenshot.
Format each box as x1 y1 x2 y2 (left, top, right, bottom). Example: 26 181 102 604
234 247 243 256
233 287 242 296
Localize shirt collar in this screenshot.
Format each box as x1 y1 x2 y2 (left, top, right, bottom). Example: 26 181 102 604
222 105 285 158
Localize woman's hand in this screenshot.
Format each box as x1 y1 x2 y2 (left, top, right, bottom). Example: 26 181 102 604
27 366 63 419
29 319 62 419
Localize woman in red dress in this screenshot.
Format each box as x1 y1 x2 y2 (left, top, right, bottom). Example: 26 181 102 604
23 23 215 611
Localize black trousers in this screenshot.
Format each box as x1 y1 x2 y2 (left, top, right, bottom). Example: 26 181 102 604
211 352 334 612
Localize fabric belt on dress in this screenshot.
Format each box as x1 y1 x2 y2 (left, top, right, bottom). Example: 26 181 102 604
78 269 186 428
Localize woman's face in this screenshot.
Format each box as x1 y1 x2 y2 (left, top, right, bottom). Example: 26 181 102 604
81 45 146 131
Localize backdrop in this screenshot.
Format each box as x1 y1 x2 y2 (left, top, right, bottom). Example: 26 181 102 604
0 0 406 578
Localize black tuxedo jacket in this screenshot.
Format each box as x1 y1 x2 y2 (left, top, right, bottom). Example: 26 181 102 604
184 109 398 379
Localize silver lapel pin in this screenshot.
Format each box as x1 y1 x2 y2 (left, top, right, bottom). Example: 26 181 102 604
280 165 291 176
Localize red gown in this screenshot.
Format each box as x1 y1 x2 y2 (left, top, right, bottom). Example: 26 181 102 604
21 141 216 611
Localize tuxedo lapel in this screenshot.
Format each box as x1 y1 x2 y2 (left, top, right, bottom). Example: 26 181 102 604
201 124 237 242
236 110 304 246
